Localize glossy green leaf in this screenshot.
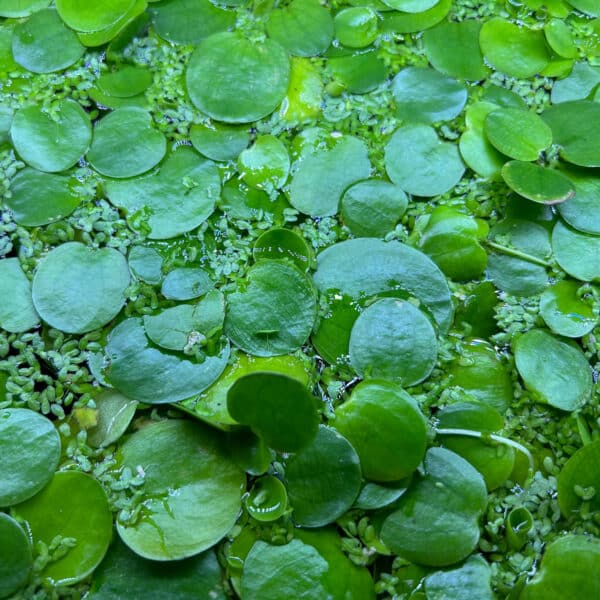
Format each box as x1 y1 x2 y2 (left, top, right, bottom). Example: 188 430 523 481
485 108 552 161
226 372 319 452
87 107 166 178
514 328 593 411
545 19 578 60
340 179 408 237
391 67 467 124
161 267 212 300
285 425 361 526
502 161 574 204
381 447 487 567
425 555 494 600
89 540 226 600
117 419 244 560
423 21 489 81
32 242 130 334
349 298 438 386
12 9 84 73
354 480 410 510
520 535 600 599
0 258 39 333
104 317 229 403
540 280 597 338
266 0 333 57
186 32 290 123
380 0 452 34
238 135 290 192
190 122 249 162
55 0 136 32
86 389 138 448
334 380 427 481
11 100 91 172
479 18 550 78
314 238 454 333
289 134 370 217
14 471 112 585
385 124 465 197
542 101 600 167
382 0 437 12
97 66 152 98
245 475 287 522
227 429 273 476
0 408 60 507
252 227 313 270
557 167 600 234
552 220 600 282
0 513 32 598
327 49 387 94
6 168 80 226
149 0 235 44
224 260 317 357
334 7 378 48
311 295 359 364
565 0 599 15
128 245 163 284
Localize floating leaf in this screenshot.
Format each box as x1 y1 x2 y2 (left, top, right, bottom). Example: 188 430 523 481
190 122 249 162
238 135 290 191
334 7 378 48
55 0 136 33
380 0 451 34
501 161 574 204
245 475 288 522
424 555 494 600
0 0 50 17
252 228 313 270
86 389 138 448
552 220 600 282
0 513 32 598
128 245 163 284
116 420 245 560
540 280 597 338
0 258 39 333
557 167 600 235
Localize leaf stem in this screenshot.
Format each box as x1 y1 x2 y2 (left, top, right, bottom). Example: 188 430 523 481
483 240 552 268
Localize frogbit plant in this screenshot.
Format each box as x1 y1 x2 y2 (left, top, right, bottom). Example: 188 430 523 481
1 0 600 598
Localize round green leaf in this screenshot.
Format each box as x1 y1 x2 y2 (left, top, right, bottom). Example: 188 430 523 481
116 420 244 560
241 540 329 600
391 67 467 124
382 0 437 11
380 0 452 34
334 380 427 482
104 317 230 403
252 228 313 271
86 389 138 448
245 475 287 522
334 8 378 48
285 425 361 526
224 260 317 357
227 372 319 452
6 168 80 226
238 135 290 192
381 447 487 567
14 471 112 585
558 167 600 234
55 0 136 33
106 147 219 239
341 179 408 237
289 134 371 217
314 238 454 333
89 540 226 600
10 100 91 173
32 242 130 334
354 480 410 510
327 48 387 94
186 32 290 124
0 0 50 17
87 107 167 178
311 295 359 364
502 161 574 204
545 18 578 59
190 122 250 162
565 0 599 16
97 66 152 98
479 18 550 78
0 513 32 598
514 328 593 411
12 9 84 73
128 245 163 285
540 280 597 338
423 20 489 81
0 408 60 507
161 267 213 300
385 124 465 197
521 535 600 600
551 62 600 104
0 258 39 333
149 0 235 45
349 298 438 386
552 220 600 282
266 0 333 57
485 109 552 161
425 555 494 600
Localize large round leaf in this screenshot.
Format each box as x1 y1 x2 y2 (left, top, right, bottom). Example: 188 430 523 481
285 425 361 526
0 258 39 333
314 238 454 333
0 408 60 507
55 0 136 32
349 298 438 386
224 260 317 357
104 318 229 404
385 124 465 197
514 329 593 411
380 447 487 567
10 100 91 172
557 441 600 518
552 220 600 282
106 147 219 239
0 513 32 598
558 167 600 234
186 32 290 123
540 280 597 338
32 242 130 334
501 161 574 204
227 372 319 452
116 420 245 560
334 380 427 482
14 471 112 585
